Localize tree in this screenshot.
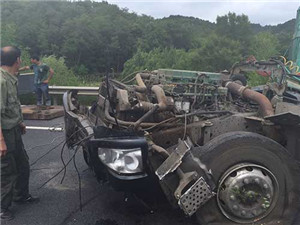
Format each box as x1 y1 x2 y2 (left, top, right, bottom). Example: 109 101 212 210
216 12 252 54
196 33 243 71
1 23 17 46
249 32 279 60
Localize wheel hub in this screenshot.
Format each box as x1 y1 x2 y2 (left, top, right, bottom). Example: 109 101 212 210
217 164 279 224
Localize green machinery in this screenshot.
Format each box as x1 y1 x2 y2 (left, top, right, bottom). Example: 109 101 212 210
290 7 300 69
285 7 300 89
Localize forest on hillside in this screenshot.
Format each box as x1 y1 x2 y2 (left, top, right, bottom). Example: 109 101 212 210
1 1 296 83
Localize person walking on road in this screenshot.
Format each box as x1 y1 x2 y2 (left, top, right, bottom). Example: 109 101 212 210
0 46 39 221
19 55 54 107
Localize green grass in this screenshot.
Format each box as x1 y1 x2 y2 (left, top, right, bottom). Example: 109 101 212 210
246 72 269 87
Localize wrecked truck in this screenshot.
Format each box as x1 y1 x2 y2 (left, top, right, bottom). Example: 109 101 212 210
63 58 300 225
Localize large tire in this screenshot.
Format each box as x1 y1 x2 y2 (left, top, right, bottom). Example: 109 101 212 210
192 132 300 225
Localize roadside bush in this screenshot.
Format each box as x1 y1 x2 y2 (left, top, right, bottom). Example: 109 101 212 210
41 55 80 86
246 71 269 87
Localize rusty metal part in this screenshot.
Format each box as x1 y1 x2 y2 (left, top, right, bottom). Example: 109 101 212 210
133 101 156 111
135 73 148 101
175 110 232 118
151 85 168 110
104 100 156 127
151 85 173 110
151 121 206 148
133 85 173 111
103 100 176 128
155 138 193 180
133 85 147 93
134 104 159 130
225 81 274 117
110 79 147 93
135 73 147 88
151 144 170 158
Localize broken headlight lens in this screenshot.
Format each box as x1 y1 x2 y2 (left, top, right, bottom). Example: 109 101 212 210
98 148 143 174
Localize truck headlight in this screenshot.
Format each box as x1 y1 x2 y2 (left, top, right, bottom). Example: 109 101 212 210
98 147 143 174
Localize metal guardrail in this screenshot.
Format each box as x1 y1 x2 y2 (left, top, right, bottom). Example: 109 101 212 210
19 72 99 96
20 72 35 76
48 86 99 96
19 73 99 104
49 86 99 105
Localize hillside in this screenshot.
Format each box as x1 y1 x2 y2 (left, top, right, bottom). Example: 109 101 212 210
1 1 296 75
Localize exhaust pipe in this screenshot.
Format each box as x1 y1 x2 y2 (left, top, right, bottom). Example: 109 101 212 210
225 81 274 117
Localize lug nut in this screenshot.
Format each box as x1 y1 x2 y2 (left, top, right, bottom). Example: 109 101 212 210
263 184 268 189
241 210 246 216
233 205 238 211
254 178 260 184
243 178 249 184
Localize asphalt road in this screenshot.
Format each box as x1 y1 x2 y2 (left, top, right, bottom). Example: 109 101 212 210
2 117 300 225
2 117 197 225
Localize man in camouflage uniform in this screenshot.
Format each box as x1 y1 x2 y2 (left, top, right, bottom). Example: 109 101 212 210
0 46 39 221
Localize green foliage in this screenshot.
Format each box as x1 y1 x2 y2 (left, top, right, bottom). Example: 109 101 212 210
122 48 190 76
1 1 296 82
216 12 253 55
249 32 279 60
195 33 243 71
20 47 31 68
137 16 214 52
246 72 269 87
123 34 243 76
1 23 18 46
41 55 80 86
73 64 88 76
216 13 252 43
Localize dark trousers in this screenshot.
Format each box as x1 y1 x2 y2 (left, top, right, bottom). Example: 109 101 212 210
1 126 30 210
35 83 51 106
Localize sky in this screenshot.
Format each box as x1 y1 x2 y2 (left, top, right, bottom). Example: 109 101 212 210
105 0 300 26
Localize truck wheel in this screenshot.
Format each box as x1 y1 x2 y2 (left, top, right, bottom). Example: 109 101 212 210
193 132 300 225
230 74 247 86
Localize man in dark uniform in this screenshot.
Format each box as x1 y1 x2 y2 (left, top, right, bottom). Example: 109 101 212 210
0 46 39 221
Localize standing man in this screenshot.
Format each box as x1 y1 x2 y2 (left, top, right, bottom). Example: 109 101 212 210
0 46 39 221
19 55 54 107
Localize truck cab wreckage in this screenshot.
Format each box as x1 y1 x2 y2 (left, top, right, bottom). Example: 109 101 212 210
63 57 300 225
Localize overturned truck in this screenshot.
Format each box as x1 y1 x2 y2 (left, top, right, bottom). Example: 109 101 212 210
63 58 300 225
